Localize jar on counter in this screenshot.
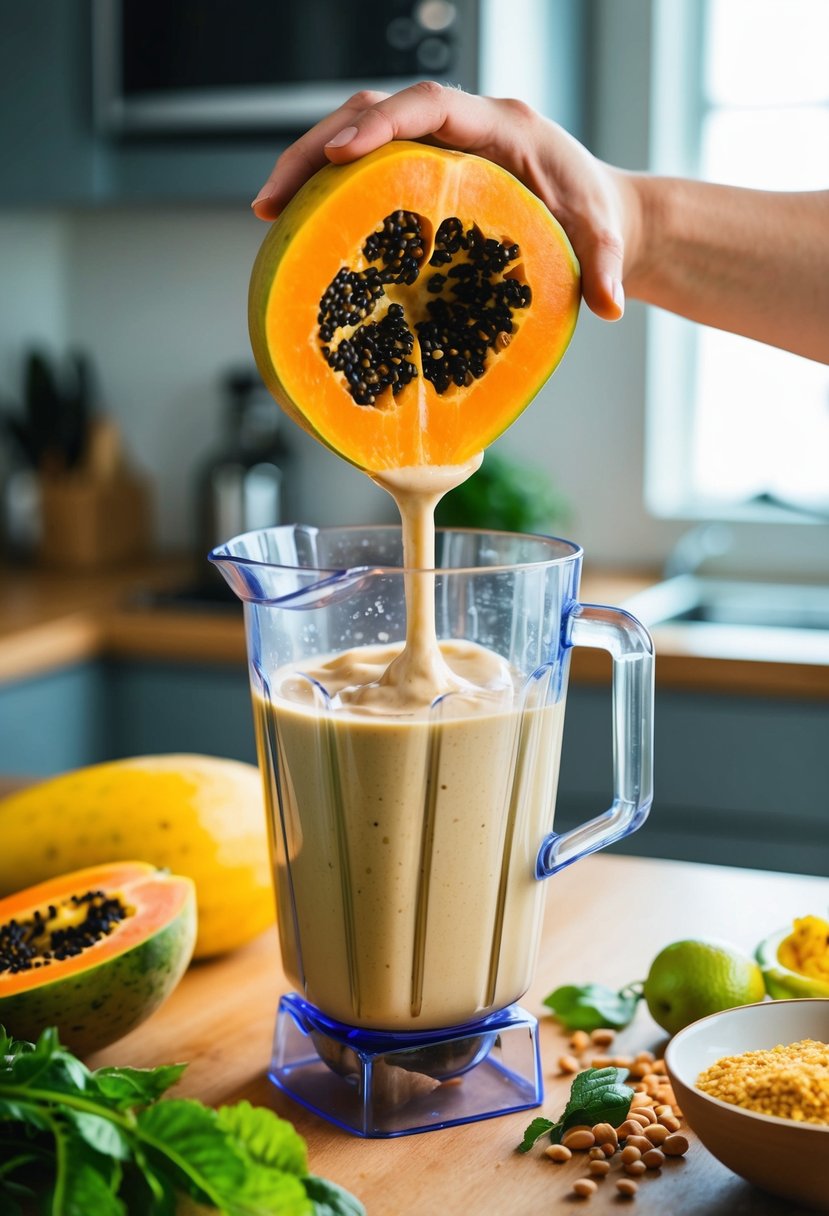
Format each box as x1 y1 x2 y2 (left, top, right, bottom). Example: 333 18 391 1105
196 369 292 559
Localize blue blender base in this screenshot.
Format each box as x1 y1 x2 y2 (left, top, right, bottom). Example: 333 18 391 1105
269 993 543 1138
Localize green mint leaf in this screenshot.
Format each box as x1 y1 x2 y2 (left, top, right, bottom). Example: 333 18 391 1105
304 1174 367 1216
216 1100 308 1177
516 1116 556 1153
136 1098 246 1207
560 1088 634 1137
543 983 640 1032
567 1065 628 1105
64 1109 132 1160
549 1068 633 1143
92 1064 187 1108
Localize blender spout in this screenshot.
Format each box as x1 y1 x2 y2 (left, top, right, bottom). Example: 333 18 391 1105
209 551 381 609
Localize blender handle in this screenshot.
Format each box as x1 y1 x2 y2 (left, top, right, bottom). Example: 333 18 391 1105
535 603 654 879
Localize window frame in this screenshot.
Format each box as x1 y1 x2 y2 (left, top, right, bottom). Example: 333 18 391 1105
643 0 829 544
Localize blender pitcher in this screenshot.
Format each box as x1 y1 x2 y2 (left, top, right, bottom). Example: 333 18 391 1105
211 525 653 1135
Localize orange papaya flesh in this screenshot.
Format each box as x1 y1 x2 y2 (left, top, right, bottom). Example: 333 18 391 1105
249 141 580 472
0 861 196 1054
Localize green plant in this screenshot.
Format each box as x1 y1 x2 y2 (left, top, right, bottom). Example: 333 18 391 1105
434 451 569 533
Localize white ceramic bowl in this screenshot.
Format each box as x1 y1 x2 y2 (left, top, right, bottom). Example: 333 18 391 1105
665 999 829 1212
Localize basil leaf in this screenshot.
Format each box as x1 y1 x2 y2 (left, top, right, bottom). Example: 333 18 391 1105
227 1163 312 1216
543 983 640 1032
54 1130 126 1216
93 1064 187 1108
304 1174 368 1216
216 1099 308 1177
65 1109 132 1160
516 1116 555 1153
136 1098 246 1203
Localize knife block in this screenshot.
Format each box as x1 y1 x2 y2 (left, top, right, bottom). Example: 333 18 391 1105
38 472 152 569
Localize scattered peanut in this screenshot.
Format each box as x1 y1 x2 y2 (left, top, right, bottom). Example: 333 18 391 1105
590 1122 618 1148
558 1053 581 1074
662 1133 690 1157
562 1129 596 1151
538 1037 691 1203
544 1143 572 1163
569 1029 591 1053
588 1158 611 1177
642 1148 666 1170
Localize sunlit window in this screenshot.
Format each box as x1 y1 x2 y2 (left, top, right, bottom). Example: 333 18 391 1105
648 0 829 518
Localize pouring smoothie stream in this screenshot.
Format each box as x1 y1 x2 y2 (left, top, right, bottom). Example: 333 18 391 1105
214 141 652 1048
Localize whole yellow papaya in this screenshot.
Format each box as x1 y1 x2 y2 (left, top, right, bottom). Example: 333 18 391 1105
0 755 274 958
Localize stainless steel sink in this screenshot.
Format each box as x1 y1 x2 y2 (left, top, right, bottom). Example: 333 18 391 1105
622 574 829 633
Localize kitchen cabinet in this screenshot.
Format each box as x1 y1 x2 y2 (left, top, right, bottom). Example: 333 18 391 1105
0 658 254 774
106 659 256 763
557 686 829 878
0 662 108 775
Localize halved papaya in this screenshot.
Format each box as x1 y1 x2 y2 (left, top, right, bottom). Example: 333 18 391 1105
0 861 196 1054
249 141 580 471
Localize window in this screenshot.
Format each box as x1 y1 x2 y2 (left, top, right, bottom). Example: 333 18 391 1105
646 0 829 523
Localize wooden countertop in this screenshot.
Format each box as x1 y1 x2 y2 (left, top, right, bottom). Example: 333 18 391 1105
86 853 829 1216
0 560 827 699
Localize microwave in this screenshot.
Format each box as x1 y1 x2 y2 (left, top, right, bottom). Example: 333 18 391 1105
93 0 480 136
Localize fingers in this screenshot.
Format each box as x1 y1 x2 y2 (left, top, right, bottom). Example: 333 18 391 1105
250 84 629 326
251 90 390 219
252 83 503 219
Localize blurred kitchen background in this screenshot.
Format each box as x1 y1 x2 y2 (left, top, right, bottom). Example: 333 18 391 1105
0 1 827 874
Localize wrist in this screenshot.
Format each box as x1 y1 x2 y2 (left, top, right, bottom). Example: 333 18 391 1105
615 172 671 300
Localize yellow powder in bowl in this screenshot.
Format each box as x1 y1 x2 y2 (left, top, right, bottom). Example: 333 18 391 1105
697 1039 829 1125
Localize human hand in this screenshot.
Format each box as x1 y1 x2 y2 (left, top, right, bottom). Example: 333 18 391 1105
251 82 641 322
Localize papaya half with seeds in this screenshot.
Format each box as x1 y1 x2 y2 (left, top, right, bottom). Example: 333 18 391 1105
0 862 196 1055
0 755 274 959
249 140 580 471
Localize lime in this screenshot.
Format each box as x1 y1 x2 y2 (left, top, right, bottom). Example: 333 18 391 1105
643 938 766 1035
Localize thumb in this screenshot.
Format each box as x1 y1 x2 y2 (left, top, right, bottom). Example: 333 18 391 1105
572 226 626 322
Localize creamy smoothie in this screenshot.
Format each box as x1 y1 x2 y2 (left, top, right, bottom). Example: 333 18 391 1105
252 460 567 1030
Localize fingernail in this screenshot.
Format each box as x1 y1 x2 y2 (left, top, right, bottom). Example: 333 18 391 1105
325 125 358 149
611 277 625 313
251 185 272 209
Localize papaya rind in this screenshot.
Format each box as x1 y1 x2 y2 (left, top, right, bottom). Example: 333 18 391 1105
756 926 829 1000
249 141 580 471
0 871 196 1056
